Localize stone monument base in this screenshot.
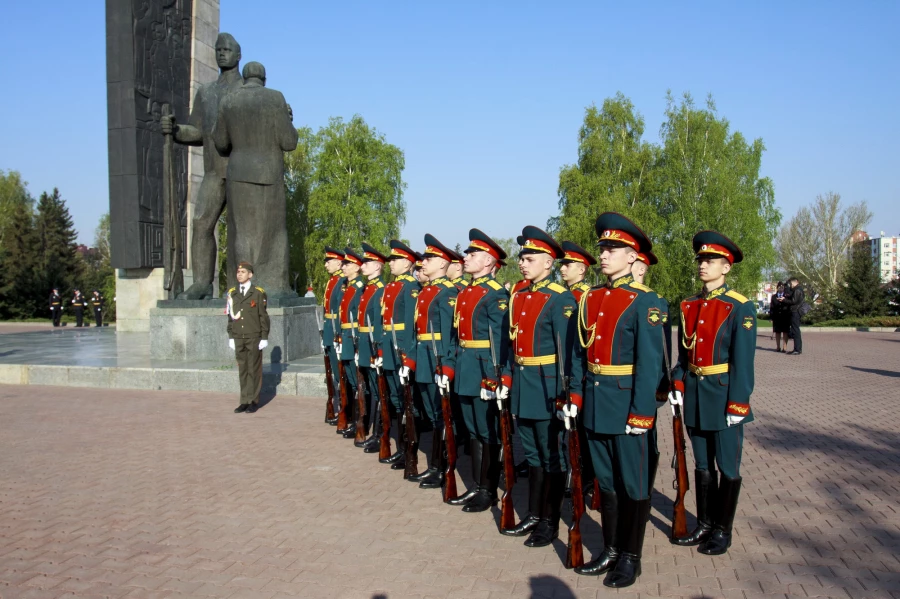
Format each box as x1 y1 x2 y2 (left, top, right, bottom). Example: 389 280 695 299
116 268 194 332
150 296 319 363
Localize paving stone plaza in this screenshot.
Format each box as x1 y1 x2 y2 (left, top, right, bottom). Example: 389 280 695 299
1 328 899 598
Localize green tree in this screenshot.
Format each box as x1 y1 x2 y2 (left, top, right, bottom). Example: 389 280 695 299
0 169 33 246
34 188 82 297
0 200 40 319
284 126 316 292
78 213 116 321
836 242 887 317
304 115 406 296
776 192 872 307
887 278 900 316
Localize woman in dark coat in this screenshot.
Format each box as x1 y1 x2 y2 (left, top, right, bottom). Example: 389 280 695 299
770 282 790 352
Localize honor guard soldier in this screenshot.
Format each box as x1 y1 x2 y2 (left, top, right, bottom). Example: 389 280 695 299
573 213 663 588
379 241 421 470
443 229 510 513
400 235 460 489
336 248 366 437
669 231 755 556
91 290 104 327
448 258 468 290
71 289 87 327
413 255 428 285
226 262 270 413
322 247 346 425
356 243 387 451
499 226 583 549
49 288 62 327
631 251 671 495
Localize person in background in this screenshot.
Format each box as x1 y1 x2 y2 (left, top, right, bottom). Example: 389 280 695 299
71 289 87 327
49 288 62 327
780 277 804 355
91 290 104 327
770 282 790 353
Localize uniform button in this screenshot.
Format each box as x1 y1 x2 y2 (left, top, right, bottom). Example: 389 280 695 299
599 312 604 316
595 381 599 386
521 312 526 315
699 338 704 342
594 359 599 363
520 366 524 371
598 335 601 340
605 291 611 296
703 302 708 307
698 358 703 362
699 320 704 324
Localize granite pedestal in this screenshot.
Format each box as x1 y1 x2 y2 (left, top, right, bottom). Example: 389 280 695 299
150 296 320 363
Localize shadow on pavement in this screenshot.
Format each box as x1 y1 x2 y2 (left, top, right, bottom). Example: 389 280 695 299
845 365 900 378
528 574 577 598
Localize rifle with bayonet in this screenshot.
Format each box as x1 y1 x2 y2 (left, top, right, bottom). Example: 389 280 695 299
558 333 584 569
318 309 336 423
489 326 516 531
430 321 458 502
390 319 418 478
335 323 350 431
366 316 393 460
350 313 368 444
665 325 690 540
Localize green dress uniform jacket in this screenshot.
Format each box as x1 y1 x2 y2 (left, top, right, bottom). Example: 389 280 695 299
403 276 459 383
227 285 270 340
672 284 756 431
501 279 583 420
446 274 510 396
577 274 664 434
357 277 385 365
337 277 365 360
379 274 419 370
322 271 345 348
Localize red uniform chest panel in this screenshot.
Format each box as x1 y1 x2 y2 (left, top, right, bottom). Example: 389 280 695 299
414 286 441 335
572 287 585 303
381 281 403 324
456 285 489 341
358 284 379 323
511 290 551 357
586 287 638 364
324 276 339 312
339 284 359 324
681 297 733 365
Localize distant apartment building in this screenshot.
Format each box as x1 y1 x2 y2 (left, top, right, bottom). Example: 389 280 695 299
868 232 899 283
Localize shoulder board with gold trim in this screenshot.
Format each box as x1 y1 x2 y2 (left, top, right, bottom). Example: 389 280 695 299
547 282 567 294
376 281 384 288
487 279 503 291
442 281 455 288
628 281 652 293
228 287 236 293
725 289 749 304
355 280 364 287
255 286 265 293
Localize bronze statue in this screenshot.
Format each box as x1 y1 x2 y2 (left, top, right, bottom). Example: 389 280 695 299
212 61 299 297
160 33 243 299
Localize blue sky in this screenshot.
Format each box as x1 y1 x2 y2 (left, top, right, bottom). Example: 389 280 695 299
1 1 898 248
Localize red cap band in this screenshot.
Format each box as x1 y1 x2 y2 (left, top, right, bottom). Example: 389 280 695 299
343 254 362 266
563 251 588 264
522 239 554 255
696 243 734 264
363 251 385 264
425 245 451 261
390 248 416 261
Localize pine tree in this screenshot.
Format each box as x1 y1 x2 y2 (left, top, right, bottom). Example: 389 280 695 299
0 201 40 319
34 188 82 299
837 243 887 317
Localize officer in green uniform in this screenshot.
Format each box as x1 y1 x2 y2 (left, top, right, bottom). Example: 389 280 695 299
227 261 270 413
400 235 460 489
322 247 346 425
498 226 583 549
357 243 387 451
669 231 755 556
573 213 663 588
72 289 87 327
443 229 510 513
378 240 421 469
447 258 468 290
91 290 104 327
49 288 62 327
336 248 366 437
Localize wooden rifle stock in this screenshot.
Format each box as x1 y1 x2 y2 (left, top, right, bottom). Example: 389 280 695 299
590 479 601 511
401 376 418 478
354 360 368 443
377 366 392 460
671 404 690 540
430 327 458 503
323 343 336 422
558 333 584 569
489 327 516 531
336 356 349 430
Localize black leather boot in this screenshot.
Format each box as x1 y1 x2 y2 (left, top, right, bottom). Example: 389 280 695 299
419 427 445 489
699 475 741 556
525 471 564 548
382 407 404 464
603 497 650 588
449 439 483 505
388 409 406 467
464 443 500 513
501 466 544 536
674 469 717 546
407 425 438 483
575 491 619 576
337 398 355 436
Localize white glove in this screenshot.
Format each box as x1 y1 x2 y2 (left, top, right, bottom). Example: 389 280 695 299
557 403 578 430
258 340 268 350
727 414 745 427
320 338 325 351
335 342 342 356
625 425 648 435
399 365 410 384
480 387 496 402
435 373 450 392
228 339 235 350
373 356 383 370
354 352 359 366
668 389 684 416
496 385 509 411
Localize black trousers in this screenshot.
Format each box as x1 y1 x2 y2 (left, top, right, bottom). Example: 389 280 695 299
790 311 802 352
51 308 61 326
74 308 84 327
94 308 102 327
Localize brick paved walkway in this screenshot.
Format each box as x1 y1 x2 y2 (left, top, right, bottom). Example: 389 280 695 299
1 332 899 599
